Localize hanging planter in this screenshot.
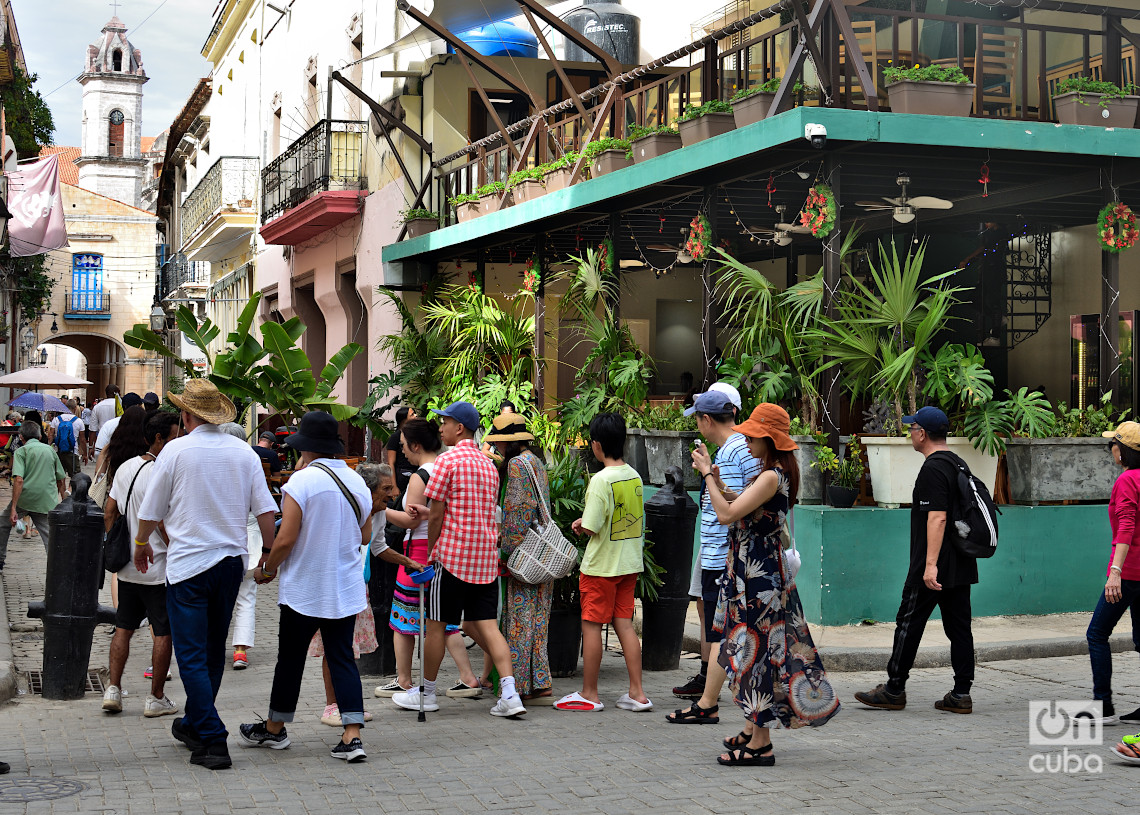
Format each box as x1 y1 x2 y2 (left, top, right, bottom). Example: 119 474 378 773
799 183 837 239
522 255 541 294
1098 201 1139 254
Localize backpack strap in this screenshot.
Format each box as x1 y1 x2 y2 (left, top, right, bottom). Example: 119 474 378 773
311 462 363 525
928 449 970 474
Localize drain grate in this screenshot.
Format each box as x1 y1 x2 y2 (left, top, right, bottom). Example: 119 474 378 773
0 778 87 802
23 670 104 695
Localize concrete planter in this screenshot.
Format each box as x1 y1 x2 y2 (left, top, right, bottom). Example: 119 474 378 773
792 435 824 505
678 112 737 147
1004 437 1117 503
732 91 777 127
544 167 575 193
590 148 633 177
455 201 480 223
631 132 682 163
402 217 438 239
641 428 702 489
510 178 545 205
885 80 976 116
624 427 650 483
862 436 998 506
1053 92 1139 128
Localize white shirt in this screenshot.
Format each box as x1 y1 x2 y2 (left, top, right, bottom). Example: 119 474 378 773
108 455 165 585
80 408 92 424
137 423 277 585
90 398 117 433
278 459 371 619
95 416 119 452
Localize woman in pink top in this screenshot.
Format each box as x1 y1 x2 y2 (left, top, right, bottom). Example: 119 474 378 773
1093 422 1140 754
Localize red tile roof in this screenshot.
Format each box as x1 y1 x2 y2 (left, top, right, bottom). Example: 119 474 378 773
38 145 80 185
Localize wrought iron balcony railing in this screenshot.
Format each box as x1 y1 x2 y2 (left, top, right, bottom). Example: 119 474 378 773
179 156 260 248
64 290 111 316
159 250 210 300
261 119 367 223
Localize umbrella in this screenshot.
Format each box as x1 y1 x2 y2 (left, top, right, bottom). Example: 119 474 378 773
0 367 93 390
9 392 70 413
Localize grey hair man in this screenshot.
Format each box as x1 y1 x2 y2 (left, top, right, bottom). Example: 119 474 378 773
0 422 67 571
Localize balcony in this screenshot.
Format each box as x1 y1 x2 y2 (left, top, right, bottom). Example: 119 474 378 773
64 290 111 321
179 156 259 262
260 119 368 246
159 250 210 301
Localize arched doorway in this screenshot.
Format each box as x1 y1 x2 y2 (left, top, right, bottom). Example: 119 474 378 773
43 332 133 404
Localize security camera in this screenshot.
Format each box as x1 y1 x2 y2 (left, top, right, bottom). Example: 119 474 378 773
804 123 827 149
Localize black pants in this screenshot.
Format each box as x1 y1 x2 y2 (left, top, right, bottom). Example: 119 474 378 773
886 584 974 696
268 605 364 726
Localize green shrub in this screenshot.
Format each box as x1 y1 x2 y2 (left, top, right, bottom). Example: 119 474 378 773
679 100 734 121
583 137 632 161
731 78 781 100
507 166 545 188
447 192 479 206
629 123 679 139
1056 76 1137 106
883 64 970 85
475 181 507 197
399 207 438 222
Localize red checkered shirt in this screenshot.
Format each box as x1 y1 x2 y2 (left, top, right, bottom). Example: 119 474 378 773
424 438 501 584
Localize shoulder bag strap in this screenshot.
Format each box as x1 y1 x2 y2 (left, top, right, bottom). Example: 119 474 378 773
311 462 363 525
516 454 552 525
119 459 152 516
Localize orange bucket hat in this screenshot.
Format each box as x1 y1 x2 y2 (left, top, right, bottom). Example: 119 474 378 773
732 403 799 451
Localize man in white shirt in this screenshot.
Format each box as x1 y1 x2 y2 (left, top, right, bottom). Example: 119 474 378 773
100 411 181 719
94 393 143 459
134 380 277 771
89 384 119 436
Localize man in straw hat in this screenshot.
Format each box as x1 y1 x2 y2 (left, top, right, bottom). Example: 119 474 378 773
133 380 278 770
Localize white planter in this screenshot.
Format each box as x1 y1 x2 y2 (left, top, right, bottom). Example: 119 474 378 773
862 436 999 506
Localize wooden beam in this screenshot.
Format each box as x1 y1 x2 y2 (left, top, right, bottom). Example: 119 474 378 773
769 0 829 116
830 0 878 111
520 6 593 130
1110 18 1140 57
514 0 622 77
459 57 521 167
331 71 432 156
395 172 435 243
791 0 832 99
499 118 545 209
336 73 418 195
568 86 621 186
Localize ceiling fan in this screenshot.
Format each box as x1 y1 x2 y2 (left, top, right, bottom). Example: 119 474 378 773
647 227 695 263
857 173 953 223
743 204 812 246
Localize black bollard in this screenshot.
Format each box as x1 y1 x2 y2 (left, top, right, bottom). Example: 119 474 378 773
26 473 116 700
641 465 698 671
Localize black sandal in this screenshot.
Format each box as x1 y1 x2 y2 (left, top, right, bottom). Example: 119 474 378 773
665 702 720 724
723 730 751 749
717 742 774 766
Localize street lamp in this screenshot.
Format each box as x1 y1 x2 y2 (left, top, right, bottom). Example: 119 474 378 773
149 303 167 332
50 317 58 334
38 348 47 366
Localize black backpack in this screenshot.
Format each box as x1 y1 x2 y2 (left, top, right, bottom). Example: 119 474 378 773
930 451 1001 559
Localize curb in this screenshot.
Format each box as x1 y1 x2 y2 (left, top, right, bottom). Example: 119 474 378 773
0 576 15 704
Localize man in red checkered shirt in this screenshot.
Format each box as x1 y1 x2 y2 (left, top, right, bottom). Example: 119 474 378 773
391 401 527 719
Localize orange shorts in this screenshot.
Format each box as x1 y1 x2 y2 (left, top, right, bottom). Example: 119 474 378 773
579 573 638 624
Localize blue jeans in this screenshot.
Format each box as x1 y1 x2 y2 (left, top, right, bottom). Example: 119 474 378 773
1086 579 1140 704
166 556 244 744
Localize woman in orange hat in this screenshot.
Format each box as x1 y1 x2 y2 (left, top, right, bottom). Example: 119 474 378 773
690 403 839 766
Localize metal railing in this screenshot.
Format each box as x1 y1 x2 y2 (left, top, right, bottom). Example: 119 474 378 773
159 251 210 299
64 290 111 315
261 120 367 224
179 156 260 247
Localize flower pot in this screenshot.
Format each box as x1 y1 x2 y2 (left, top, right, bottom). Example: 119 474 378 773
641 428 702 489
885 80 976 116
590 148 633 177
1053 92 1140 127
792 435 824 505
624 427 650 483
732 92 776 128
547 605 582 677
402 217 438 239
478 191 510 216
826 484 860 508
510 178 545 205
544 167 575 193
678 112 736 147
455 201 480 223
631 132 682 162
1004 437 1117 503
862 436 998 507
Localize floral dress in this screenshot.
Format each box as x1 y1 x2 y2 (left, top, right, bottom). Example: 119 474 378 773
714 466 840 728
499 449 553 696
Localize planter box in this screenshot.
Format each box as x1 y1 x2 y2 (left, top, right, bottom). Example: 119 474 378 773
732 92 776 127
1053 92 1140 128
641 428 702 489
544 167 575 193
454 201 480 223
478 191 509 216
885 80 976 116
678 112 736 147
631 132 682 163
510 178 545 205
624 427 650 483
402 217 438 239
862 436 998 506
792 435 824 505
590 148 633 177
1005 437 1117 503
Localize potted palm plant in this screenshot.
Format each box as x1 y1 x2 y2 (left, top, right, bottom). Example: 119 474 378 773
399 206 440 239
448 193 480 223
1053 76 1140 128
542 151 580 193
584 137 633 177
629 123 682 162
883 63 975 117
677 100 736 146
731 79 782 127
507 166 546 205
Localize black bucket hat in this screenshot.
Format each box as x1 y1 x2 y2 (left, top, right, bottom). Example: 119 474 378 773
284 411 344 456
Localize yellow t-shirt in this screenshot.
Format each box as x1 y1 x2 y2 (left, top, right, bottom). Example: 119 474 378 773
580 463 645 577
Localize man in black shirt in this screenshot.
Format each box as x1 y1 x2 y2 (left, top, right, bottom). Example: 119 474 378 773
252 431 283 473
854 406 978 714
385 406 416 494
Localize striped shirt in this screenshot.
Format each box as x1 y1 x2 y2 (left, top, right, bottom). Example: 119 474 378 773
699 433 762 570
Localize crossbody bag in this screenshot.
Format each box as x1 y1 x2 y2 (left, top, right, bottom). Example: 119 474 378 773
103 460 152 573
505 455 580 584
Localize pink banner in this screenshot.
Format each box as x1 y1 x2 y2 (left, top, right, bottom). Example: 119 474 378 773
7 154 68 257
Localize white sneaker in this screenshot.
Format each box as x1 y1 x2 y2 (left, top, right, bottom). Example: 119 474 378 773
392 687 439 712
143 694 178 718
101 685 122 713
616 693 654 712
490 695 527 718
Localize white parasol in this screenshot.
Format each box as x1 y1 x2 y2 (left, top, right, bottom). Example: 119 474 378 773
0 367 94 390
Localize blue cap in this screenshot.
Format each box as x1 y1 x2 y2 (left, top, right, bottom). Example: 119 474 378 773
684 390 737 417
902 406 950 434
430 401 481 433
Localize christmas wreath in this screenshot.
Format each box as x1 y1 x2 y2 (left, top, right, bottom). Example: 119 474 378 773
685 213 713 263
522 255 541 294
800 183 837 239
598 237 616 277
1098 201 1139 254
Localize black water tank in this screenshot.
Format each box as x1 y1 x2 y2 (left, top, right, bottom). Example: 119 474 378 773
562 0 641 66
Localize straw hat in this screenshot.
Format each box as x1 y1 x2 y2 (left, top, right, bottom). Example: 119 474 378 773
167 379 236 425
482 412 535 443
731 403 799 451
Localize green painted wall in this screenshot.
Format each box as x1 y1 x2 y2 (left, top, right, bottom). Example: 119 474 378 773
793 505 1111 625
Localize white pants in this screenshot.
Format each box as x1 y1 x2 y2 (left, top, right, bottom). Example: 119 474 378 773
230 575 257 648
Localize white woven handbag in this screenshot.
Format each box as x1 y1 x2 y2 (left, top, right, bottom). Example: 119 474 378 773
506 456 580 584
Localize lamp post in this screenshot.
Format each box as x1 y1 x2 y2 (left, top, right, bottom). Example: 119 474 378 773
149 302 166 333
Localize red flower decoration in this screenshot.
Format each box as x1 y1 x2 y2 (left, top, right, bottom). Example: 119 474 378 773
1099 202 1138 254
